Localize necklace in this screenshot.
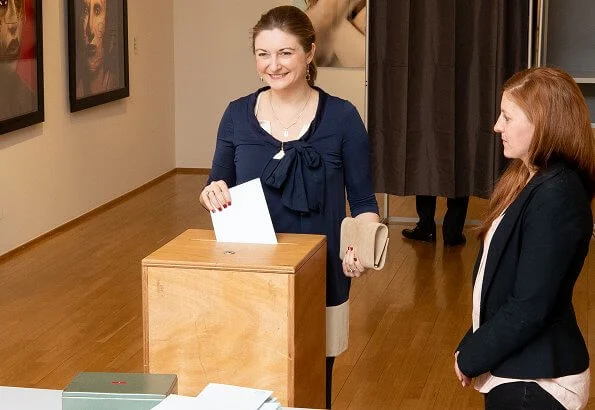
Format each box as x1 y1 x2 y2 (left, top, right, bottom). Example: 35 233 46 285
269 88 312 139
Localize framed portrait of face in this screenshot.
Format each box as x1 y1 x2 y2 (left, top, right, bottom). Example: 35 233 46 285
67 0 129 112
0 0 44 135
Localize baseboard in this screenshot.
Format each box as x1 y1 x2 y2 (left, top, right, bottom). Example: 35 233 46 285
176 168 210 175
0 168 201 262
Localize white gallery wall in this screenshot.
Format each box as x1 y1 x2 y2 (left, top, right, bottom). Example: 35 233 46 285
174 0 366 168
0 0 176 256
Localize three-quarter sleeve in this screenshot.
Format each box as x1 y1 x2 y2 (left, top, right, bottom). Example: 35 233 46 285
207 104 236 188
341 102 379 217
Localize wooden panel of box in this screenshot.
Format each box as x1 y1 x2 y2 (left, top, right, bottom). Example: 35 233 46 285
142 229 326 409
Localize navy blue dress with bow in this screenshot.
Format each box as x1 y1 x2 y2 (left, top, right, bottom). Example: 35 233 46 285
208 87 379 307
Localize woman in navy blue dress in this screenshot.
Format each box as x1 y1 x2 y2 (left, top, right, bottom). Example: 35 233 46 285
198 6 379 409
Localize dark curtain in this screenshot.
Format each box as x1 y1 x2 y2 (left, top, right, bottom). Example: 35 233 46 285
368 0 530 198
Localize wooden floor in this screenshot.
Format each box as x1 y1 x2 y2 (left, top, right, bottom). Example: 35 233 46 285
0 171 593 409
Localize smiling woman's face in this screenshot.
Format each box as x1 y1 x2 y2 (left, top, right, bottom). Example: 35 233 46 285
254 28 313 92
82 0 106 72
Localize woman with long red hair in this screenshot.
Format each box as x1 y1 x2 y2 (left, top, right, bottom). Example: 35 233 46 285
455 67 595 409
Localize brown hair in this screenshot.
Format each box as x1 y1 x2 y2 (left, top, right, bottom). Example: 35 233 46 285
251 5 317 87
479 66 595 238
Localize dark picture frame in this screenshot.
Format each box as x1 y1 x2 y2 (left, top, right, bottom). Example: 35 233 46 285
0 0 44 135
67 0 129 112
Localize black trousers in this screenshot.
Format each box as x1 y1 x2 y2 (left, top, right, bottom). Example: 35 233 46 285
485 382 566 410
416 195 469 242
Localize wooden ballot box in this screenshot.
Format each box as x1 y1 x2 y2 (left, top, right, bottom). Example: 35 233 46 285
142 229 326 409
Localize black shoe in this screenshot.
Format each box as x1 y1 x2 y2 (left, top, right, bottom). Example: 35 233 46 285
444 234 466 247
402 225 436 243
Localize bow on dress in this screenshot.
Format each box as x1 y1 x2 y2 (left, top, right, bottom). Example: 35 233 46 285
261 140 326 213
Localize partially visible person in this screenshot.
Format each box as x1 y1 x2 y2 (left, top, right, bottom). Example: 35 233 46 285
455 67 595 409
297 0 366 67
401 195 469 247
0 0 35 121
199 6 379 408
76 0 119 98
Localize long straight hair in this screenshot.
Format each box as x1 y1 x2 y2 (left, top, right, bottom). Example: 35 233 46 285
479 67 595 238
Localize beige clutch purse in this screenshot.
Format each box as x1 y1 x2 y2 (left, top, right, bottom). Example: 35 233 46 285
339 217 389 270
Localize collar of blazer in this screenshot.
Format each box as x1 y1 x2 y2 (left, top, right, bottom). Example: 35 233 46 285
475 162 567 306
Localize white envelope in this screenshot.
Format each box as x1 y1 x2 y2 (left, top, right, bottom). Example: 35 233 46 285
210 178 277 244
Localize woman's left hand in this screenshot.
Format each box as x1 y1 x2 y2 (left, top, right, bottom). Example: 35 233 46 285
454 351 472 387
343 245 366 277
342 212 380 278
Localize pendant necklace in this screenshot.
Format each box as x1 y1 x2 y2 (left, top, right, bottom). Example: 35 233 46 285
270 89 312 159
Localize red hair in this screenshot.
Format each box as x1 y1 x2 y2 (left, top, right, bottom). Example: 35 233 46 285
479 67 595 238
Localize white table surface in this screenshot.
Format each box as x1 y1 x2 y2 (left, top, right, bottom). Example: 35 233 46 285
0 386 316 409
0 386 62 409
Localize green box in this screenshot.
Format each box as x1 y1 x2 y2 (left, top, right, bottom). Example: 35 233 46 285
62 372 178 410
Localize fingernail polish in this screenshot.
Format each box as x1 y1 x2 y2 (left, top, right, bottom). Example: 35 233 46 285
218 207 222 211
223 204 227 208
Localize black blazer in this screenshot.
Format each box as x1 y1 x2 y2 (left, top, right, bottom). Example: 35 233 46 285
457 163 591 379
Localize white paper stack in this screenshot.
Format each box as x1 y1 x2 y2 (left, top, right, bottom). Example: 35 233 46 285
151 383 282 410
151 394 197 409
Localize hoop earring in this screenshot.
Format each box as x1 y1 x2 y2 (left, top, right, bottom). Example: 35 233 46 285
306 65 311 81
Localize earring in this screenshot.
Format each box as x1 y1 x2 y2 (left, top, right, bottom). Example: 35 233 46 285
306 64 310 81
260 76 264 82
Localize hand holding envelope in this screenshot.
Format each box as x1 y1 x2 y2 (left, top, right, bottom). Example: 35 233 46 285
210 178 278 244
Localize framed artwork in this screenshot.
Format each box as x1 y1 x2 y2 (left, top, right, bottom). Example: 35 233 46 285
0 0 44 135
67 0 129 112
292 0 367 68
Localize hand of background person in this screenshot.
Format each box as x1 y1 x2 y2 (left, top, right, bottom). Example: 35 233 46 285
454 351 472 387
200 180 231 213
